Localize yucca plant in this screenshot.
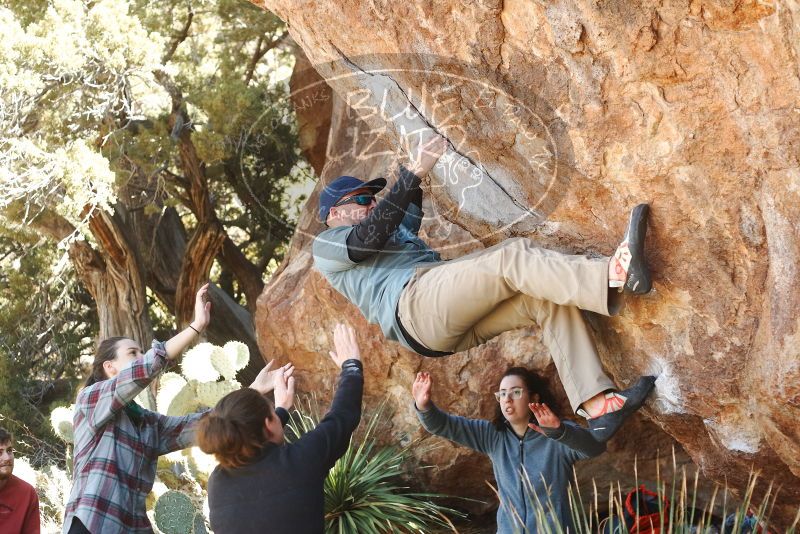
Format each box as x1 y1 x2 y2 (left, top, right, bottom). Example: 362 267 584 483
285 396 467 534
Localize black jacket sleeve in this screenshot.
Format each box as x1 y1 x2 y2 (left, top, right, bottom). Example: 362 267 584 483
292 359 364 474
345 166 422 262
408 182 423 210
275 407 290 427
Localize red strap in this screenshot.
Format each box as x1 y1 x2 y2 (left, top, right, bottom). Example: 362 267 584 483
625 485 669 534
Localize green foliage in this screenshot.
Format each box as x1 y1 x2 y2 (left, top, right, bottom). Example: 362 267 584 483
0 0 163 223
154 490 198 534
0 227 95 464
286 398 465 534
1 0 305 324
0 0 308 462
1 0 309 529
101 0 303 295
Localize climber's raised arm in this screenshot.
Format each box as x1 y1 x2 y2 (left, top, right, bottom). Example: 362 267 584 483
323 135 446 262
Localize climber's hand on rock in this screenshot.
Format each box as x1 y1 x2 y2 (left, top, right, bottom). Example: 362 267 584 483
409 134 447 177
328 323 361 368
528 403 561 435
412 372 433 411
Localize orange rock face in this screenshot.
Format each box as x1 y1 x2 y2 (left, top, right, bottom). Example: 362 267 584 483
255 0 800 523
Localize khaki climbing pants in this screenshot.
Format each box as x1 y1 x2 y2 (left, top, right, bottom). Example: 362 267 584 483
397 237 618 412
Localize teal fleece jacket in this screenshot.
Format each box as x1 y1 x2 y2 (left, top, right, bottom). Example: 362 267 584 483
416 402 605 533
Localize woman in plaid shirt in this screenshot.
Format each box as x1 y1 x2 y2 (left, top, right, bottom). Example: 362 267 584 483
63 284 288 533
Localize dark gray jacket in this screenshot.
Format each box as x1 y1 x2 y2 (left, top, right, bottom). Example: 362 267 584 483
416 403 605 533
207 360 363 534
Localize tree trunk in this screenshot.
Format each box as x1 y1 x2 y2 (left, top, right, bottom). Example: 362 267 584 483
130 206 187 311
128 206 265 379
30 199 264 382
26 71 271 377
219 236 265 313
174 221 227 328
67 208 152 345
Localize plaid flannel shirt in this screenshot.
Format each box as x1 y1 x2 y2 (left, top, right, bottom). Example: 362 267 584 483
63 341 207 534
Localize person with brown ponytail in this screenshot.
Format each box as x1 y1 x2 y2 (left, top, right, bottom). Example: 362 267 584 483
199 323 364 534
62 284 292 534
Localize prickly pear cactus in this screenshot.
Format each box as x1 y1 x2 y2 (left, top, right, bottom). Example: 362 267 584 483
50 405 75 443
161 446 218 487
181 343 222 383
154 490 197 534
135 387 156 411
185 447 218 485
196 380 239 408
181 341 251 383
193 513 209 534
155 341 249 416
157 372 201 416
216 341 249 380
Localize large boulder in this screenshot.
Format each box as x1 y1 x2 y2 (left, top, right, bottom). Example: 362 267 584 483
259 81 719 519
255 0 800 524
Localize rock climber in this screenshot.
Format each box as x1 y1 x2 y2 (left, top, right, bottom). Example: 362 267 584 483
312 134 656 441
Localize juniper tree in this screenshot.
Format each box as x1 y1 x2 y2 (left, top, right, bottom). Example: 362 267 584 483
0 0 310 451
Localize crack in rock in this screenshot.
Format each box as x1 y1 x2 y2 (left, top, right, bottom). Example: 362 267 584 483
329 45 543 226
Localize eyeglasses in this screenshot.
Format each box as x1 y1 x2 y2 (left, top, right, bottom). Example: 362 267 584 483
494 387 526 402
333 194 375 208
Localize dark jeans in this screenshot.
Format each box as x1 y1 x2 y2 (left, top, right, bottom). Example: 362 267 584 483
68 517 91 534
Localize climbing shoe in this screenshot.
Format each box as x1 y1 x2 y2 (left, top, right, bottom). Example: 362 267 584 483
586 375 657 442
610 203 652 294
